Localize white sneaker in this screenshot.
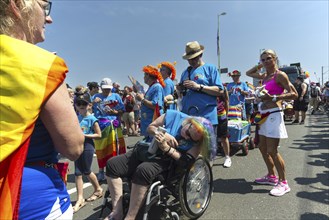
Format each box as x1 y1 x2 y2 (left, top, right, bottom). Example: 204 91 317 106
270 181 291 196
223 157 232 168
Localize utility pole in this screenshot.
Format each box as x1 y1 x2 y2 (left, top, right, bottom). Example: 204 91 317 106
217 12 226 71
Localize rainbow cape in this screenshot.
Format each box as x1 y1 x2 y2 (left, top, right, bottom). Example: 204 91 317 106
0 35 68 219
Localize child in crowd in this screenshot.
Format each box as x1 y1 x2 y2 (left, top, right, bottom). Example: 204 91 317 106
73 94 103 213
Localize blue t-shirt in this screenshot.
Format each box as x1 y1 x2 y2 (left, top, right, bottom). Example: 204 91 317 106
164 110 194 152
163 77 175 110
78 114 98 135
180 63 223 125
92 93 124 120
227 82 249 106
140 83 164 136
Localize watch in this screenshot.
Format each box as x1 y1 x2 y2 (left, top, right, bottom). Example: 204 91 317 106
198 84 204 92
272 95 277 102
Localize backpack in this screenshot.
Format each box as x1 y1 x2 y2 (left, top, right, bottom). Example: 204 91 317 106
310 86 318 98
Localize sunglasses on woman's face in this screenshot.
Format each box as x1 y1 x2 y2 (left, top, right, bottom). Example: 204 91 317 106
261 57 273 63
185 123 198 142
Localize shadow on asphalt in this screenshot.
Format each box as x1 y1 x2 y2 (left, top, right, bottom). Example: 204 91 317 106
300 212 329 220
212 178 270 194
290 113 329 207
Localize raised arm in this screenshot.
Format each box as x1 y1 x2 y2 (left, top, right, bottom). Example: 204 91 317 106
246 63 264 79
40 82 84 161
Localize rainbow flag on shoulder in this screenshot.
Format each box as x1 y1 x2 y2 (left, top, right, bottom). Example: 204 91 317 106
0 35 68 219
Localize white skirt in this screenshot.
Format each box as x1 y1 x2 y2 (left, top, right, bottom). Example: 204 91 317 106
258 107 288 139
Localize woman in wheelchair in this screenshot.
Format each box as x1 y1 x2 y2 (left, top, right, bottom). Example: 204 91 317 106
104 109 216 220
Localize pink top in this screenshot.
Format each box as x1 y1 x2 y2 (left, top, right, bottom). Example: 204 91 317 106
264 71 284 95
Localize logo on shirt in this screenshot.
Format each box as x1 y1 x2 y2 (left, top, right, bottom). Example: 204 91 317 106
194 73 205 81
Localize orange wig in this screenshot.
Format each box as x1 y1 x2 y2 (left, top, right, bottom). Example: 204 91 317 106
158 61 176 80
143 65 165 87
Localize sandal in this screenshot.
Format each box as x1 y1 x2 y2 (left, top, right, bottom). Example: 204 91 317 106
86 189 103 202
73 200 86 213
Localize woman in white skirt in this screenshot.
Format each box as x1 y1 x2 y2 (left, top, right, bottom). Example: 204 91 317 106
246 49 298 196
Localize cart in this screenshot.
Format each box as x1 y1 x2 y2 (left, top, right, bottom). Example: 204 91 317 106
227 120 255 155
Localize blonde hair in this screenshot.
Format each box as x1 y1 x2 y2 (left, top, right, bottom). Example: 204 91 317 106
0 0 37 42
181 116 216 160
260 49 279 68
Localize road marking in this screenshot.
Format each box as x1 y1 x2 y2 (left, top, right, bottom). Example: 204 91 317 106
67 183 92 195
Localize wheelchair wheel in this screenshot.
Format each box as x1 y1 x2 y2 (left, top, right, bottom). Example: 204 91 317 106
179 156 213 219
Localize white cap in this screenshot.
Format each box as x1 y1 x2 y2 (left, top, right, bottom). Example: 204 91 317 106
100 78 112 89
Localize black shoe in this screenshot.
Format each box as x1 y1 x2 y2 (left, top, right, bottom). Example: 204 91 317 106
292 120 299 124
311 110 314 115
299 120 305 124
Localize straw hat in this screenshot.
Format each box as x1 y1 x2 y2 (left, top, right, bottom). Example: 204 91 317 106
182 41 204 60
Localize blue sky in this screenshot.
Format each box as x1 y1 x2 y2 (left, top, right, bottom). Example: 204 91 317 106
40 0 329 89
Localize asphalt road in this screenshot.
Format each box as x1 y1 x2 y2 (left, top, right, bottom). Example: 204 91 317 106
65 111 329 220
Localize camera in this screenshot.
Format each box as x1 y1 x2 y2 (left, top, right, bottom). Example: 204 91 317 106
178 82 187 96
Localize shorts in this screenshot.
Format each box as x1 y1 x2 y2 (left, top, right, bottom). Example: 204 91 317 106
293 100 309 112
258 107 288 139
134 110 140 121
74 139 95 176
122 111 135 124
309 97 319 108
217 118 228 138
20 166 71 219
106 150 171 186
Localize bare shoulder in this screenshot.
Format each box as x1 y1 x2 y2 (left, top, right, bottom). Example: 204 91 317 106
276 70 289 81
277 70 288 77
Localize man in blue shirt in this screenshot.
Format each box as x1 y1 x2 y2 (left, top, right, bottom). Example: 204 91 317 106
226 70 249 120
178 41 223 128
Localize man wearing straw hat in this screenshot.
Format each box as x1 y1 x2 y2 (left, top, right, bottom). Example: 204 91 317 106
178 41 223 129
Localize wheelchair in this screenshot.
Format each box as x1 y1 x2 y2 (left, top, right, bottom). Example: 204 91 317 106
99 154 213 220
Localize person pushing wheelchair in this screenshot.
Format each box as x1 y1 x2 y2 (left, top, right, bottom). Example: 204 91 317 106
104 110 216 220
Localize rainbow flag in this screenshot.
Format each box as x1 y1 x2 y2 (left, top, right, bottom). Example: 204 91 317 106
94 121 126 169
0 35 67 219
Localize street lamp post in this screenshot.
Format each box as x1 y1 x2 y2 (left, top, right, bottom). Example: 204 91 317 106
322 66 324 85
217 12 226 71
322 66 329 84
259 48 265 57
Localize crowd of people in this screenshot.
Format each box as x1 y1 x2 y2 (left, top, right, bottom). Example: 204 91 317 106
1 1 328 219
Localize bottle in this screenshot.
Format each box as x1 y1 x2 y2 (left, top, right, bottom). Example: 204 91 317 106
148 126 166 154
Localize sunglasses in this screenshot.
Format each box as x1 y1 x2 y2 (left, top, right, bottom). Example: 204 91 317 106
76 101 88 107
185 123 198 142
261 57 273 63
38 0 52 16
